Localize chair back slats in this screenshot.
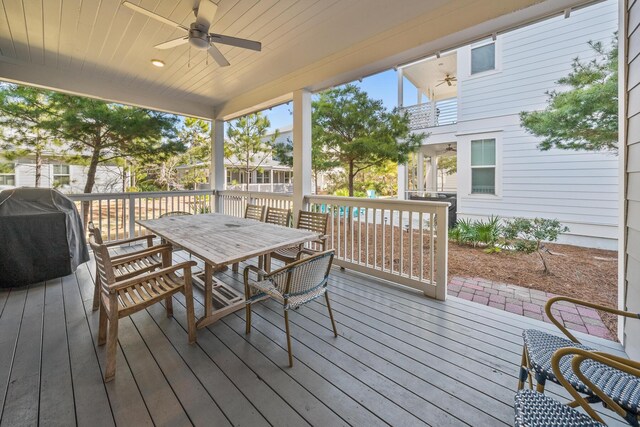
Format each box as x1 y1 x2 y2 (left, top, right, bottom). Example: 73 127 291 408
297 211 329 234
297 211 329 251
245 204 265 221
89 233 116 289
265 207 291 227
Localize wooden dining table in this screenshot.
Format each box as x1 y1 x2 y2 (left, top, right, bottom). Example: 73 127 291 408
136 213 320 329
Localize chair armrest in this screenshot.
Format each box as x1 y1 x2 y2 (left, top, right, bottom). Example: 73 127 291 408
108 261 197 291
552 348 640 424
296 248 317 260
110 244 173 266
104 234 157 248
545 296 640 343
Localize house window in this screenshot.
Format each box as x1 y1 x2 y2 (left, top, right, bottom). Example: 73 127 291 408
471 139 496 194
53 164 70 187
284 171 292 184
256 170 271 184
471 42 495 74
0 162 15 186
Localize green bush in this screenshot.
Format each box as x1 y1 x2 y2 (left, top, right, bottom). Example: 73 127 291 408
502 217 569 273
450 216 501 252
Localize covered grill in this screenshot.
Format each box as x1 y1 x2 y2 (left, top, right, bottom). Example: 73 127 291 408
0 188 90 287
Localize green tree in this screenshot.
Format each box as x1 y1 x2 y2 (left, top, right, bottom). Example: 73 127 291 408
0 84 59 186
520 37 618 152
177 118 211 189
225 112 277 190
46 93 182 195
313 84 423 196
437 155 457 191
273 136 337 194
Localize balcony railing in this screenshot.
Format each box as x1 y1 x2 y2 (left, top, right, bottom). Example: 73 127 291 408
401 97 458 131
69 189 448 299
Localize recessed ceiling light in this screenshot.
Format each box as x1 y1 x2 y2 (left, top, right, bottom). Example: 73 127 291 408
151 59 165 68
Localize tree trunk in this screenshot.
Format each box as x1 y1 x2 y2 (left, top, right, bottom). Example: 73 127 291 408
34 148 42 187
348 161 354 197
82 147 101 229
313 170 319 195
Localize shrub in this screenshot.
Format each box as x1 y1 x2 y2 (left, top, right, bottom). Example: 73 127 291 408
502 217 569 273
450 216 502 252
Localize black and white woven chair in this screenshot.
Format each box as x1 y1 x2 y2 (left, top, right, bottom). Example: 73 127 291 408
518 296 640 425
243 249 337 367
515 348 640 427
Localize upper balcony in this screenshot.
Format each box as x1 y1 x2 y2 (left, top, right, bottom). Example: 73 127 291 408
398 50 458 131
400 97 458 131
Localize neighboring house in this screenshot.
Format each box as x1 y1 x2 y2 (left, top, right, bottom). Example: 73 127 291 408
397 0 618 250
0 156 124 193
176 126 295 193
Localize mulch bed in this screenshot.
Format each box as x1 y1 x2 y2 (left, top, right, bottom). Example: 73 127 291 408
448 242 619 338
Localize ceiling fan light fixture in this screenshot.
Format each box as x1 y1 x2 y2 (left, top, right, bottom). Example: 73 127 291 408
150 59 165 67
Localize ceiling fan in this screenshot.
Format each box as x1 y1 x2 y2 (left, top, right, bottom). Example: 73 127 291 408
436 74 457 87
444 144 457 152
121 0 262 67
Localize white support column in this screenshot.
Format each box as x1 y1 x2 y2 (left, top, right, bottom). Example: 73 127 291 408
416 151 425 194
429 155 439 192
397 164 406 200
270 169 274 192
292 89 312 219
210 119 225 212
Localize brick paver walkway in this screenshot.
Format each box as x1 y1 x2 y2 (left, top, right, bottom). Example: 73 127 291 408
448 276 614 340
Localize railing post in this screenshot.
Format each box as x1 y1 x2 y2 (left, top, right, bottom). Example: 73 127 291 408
434 204 449 300
128 193 135 238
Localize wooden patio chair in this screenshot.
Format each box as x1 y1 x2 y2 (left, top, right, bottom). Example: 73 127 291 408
264 206 291 227
518 296 640 422
244 203 265 221
244 249 337 367
232 204 266 273
89 234 197 382
88 221 169 311
267 210 329 271
515 348 640 427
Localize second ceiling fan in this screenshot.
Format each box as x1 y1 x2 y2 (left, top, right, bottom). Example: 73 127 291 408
122 0 262 67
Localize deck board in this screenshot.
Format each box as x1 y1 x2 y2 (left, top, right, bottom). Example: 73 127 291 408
0 244 629 427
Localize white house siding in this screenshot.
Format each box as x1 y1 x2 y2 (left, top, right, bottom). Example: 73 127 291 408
12 161 123 193
624 0 640 359
452 0 619 250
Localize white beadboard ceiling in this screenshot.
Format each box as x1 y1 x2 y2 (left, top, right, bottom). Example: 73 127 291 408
0 0 594 119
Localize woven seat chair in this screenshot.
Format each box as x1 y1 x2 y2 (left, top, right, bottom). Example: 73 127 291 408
89 234 197 382
266 210 328 271
518 296 640 423
515 348 640 427
232 204 266 273
88 221 169 311
244 249 337 367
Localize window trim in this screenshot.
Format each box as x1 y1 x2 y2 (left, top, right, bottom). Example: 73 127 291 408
52 164 71 187
470 139 496 195
458 131 502 199
462 37 502 80
0 162 16 186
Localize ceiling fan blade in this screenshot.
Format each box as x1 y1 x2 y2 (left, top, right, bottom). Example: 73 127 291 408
209 33 262 51
154 36 189 49
435 81 445 87
195 0 218 30
122 1 188 31
447 81 452 86
208 44 230 67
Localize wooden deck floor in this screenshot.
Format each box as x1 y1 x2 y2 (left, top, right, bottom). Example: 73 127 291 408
0 244 628 427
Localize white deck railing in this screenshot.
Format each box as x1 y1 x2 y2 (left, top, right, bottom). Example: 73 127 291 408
68 190 213 240
68 189 449 299
305 195 449 299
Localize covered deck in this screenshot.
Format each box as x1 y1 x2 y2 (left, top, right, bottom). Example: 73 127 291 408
0 245 626 427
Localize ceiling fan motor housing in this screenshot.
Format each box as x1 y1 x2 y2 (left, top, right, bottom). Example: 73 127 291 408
188 23 210 50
